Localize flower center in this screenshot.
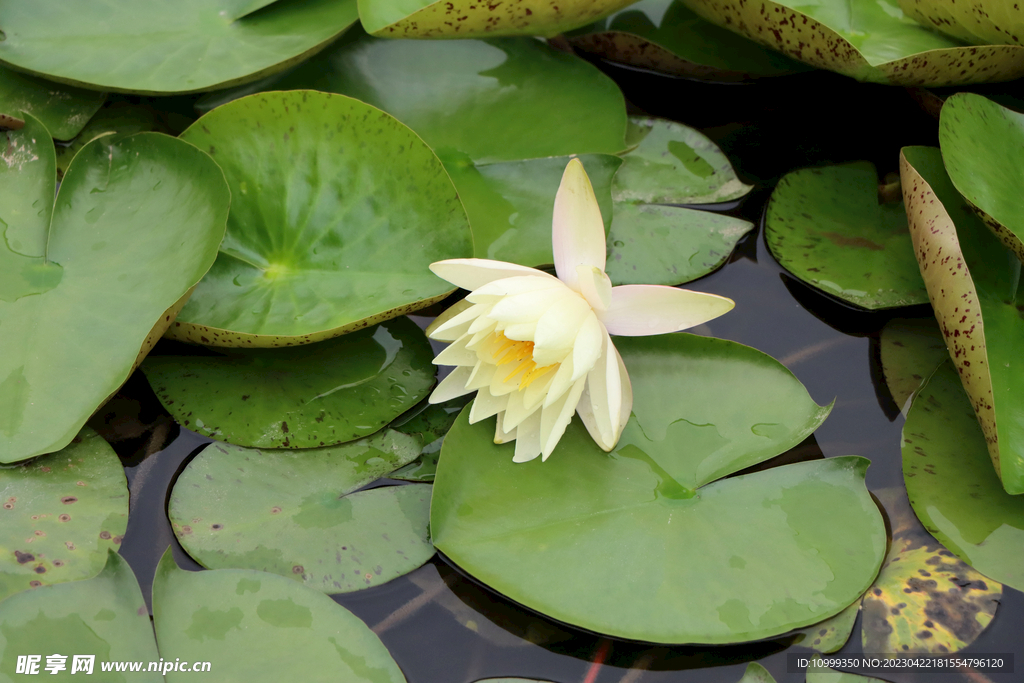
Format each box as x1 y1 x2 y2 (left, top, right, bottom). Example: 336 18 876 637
490 332 556 390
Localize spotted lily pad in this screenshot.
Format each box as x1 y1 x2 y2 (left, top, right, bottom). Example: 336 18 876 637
861 523 1000 655
614 117 752 205
0 66 105 140
0 429 127 602
903 360 1024 591
879 318 948 414
569 0 810 81
606 203 753 286
433 334 886 644
144 317 435 449
766 162 928 310
0 116 229 462
900 146 1024 494
169 90 472 347
788 602 859 653
152 551 406 682
0 0 359 94
900 0 1024 46
681 0 1024 85
169 439 432 593
0 551 160 681
359 0 637 38
939 93 1024 262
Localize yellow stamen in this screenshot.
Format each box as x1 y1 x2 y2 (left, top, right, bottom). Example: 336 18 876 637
519 364 555 390
490 332 557 390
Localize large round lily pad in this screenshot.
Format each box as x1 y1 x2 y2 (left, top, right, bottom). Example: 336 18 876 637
568 0 810 81
144 317 435 449
939 93 1024 262
0 66 105 140
359 0 636 38
681 0 1024 85
0 428 127 602
196 30 628 164
766 162 929 310
0 551 160 681
169 438 433 593
152 551 406 682
0 0 359 94
903 360 1024 591
0 116 229 462
170 90 472 347
433 334 885 644
900 146 1024 494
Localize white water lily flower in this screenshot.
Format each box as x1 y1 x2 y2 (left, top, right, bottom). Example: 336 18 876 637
426 158 735 463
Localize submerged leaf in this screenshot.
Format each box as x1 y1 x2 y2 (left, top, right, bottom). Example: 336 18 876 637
879 318 949 415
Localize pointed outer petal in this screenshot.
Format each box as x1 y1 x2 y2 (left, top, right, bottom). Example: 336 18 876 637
540 376 588 460
614 342 633 434
602 285 735 336
489 363 521 397
469 387 507 424
503 321 538 341
543 355 576 408
494 412 517 444
576 264 612 312
554 158 608 290
512 412 543 463
430 366 474 403
428 300 483 339
433 336 478 367
532 294 593 366
487 288 565 325
430 259 557 291
576 384 613 451
570 313 605 382
502 386 543 431
581 333 621 446
468 312 498 335
467 362 496 391
523 368 557 412
471 274 564 300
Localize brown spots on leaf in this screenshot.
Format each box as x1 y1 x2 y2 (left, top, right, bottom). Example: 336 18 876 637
59 514 71 522
99 531 112 540
61 496 78 504
821 231 884 251
292 565 304 574
14 550 34 564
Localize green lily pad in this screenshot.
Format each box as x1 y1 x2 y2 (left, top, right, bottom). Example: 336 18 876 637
0 551 160 681
568 0 810 81
903 360 1024 591
144 317 435 449
861 523 1000 655
879 318 949 414
170 90 472 347
0 428 127 602
169 439 432 593
390 398 471 482
900 146 1024 494
788 602 859 653
0 116 229 463
939 93 1024 262
54 103 171 179
606 203 753 286
196 30 627 164
736 663 777 683
432 334 886 644
359 0 636 38
445 154 619 265
614 117 752 205
152 551 406 682
900 0 1024 46
0 66 105 140
0 0 359 94
766 162 928 310
681 0 1024 85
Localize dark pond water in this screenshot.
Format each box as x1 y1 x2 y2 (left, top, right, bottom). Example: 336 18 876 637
91 64 1023 683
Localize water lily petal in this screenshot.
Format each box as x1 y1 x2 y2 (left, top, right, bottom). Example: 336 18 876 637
471 274 563 300
576 264 612 312
494 412 516 444
433 336 477 366
533 294 592 366
427 299 478 340
553 158 607 291
488 286 567 325
502 387 542 431
543 355 575 408
570 313 604 382
469 387 506 424
431 259 556 291
540 376 588 460
467 362 496 391
602 285 735 336
512 411 543 463
430 366 474 403
502 320 537 341
523 367 557 412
